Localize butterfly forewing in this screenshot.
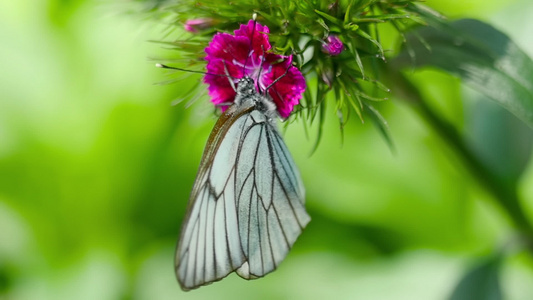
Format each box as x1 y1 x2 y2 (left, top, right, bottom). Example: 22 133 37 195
176 102 309 290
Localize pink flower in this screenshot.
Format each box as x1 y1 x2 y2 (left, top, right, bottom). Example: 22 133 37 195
203 20 306 118
184 18 213 33
322 35 344 56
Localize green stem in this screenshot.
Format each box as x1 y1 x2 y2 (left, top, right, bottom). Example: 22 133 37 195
389 69 533 244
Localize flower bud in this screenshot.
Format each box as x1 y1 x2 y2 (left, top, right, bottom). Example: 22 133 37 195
322 35 344 56
184 18 213 33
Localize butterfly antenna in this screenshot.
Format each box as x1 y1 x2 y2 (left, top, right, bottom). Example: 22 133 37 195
156 63 233 79
256 44 267 94
222 60 237 92
242 13 258 80
264 60 292 92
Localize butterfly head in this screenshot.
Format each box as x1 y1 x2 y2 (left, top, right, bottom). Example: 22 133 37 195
234 76 277 120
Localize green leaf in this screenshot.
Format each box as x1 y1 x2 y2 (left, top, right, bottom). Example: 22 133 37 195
314 9 342 25
310 96 327 155
394 18 533 128
465 97 533 185
355 28 384 58
365 103 395 152
449 255 503 300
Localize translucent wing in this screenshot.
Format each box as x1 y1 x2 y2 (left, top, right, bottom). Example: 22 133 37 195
176 103 310 291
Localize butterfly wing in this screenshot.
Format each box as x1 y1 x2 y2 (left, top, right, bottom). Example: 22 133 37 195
233 110 309 279
176 104 310 290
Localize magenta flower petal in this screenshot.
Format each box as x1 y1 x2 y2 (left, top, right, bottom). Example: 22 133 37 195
204 33 250 108
204 58 243 109
205 33 250 68
234 20 272 55
263 55 306 118
203 19 306 118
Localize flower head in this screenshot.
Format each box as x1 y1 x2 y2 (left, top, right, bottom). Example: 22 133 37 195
203 20 306 118
184 18 213 33
322 35 344 56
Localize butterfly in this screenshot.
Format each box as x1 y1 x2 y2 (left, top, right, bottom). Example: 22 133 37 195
175 75 311 290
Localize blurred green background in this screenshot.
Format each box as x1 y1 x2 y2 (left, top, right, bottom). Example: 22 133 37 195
1 0 533 299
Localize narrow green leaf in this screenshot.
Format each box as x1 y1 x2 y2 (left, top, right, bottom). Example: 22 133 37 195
310 97 327 155
373 80 391 93
354 0 378 11
350 18 385 23
344 0 354 23
256 11 281 28
303 85 314 121
352 43 366 78
343 23 359 31
357 90 387 102
337 76 363 121
351 14 409 23
311 81 326 123
356 29 384 58
315 17 330 32
365 103 395 152
394 18 533 128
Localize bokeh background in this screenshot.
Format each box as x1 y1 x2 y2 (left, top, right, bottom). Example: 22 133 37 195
1 0 533 299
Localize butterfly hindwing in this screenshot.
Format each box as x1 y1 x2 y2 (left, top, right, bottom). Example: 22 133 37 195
176 104 310 290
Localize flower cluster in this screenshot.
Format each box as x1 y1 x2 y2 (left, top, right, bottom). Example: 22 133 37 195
203 20 306 119
160 0 426 151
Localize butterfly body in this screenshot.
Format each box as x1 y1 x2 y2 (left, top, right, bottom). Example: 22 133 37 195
176 77 310 290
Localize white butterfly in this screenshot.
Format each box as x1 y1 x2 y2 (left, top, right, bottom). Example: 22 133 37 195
176 76 310 290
